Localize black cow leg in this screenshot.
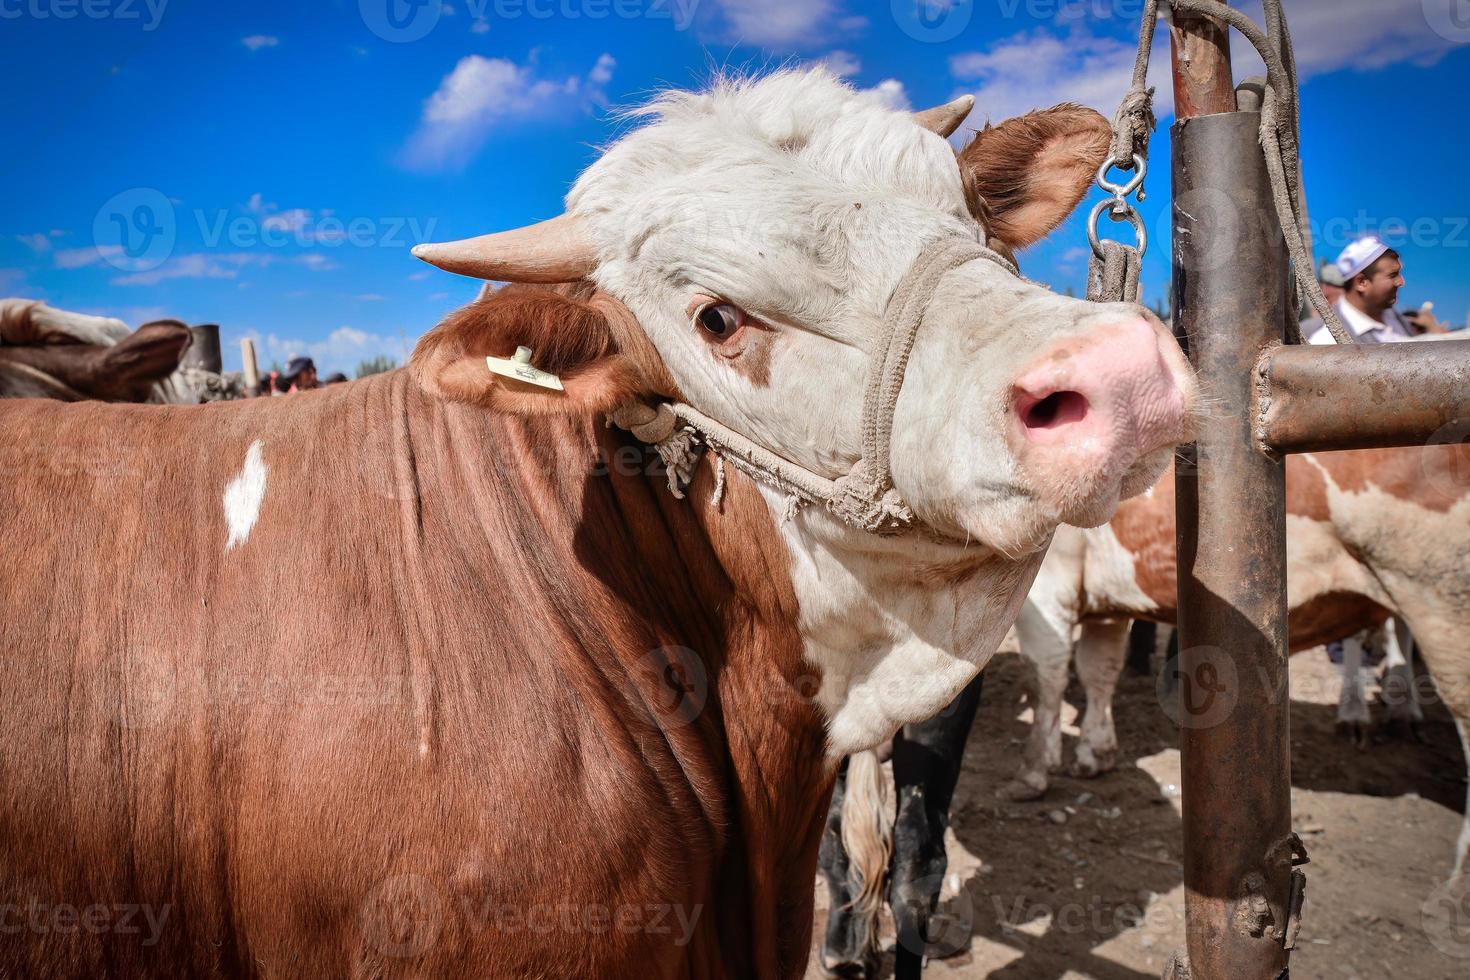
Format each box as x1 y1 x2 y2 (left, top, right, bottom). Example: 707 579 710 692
1126 620 1156 677
889 673 985 980
817 757 878 977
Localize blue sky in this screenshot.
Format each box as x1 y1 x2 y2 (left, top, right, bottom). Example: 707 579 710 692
3 0 1468 374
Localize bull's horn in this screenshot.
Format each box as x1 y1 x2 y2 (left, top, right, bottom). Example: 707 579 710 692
411 214 597 283
914 95 975 138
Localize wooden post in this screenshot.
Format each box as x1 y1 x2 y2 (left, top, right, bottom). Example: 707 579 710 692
240 338 261 397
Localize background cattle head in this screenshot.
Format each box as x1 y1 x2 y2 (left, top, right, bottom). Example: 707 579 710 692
412 70 1195 558
0 300 193 403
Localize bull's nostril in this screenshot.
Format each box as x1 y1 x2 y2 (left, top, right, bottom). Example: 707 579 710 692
1022 390 1089 431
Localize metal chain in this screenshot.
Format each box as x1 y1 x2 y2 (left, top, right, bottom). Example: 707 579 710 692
1091 0 1352 345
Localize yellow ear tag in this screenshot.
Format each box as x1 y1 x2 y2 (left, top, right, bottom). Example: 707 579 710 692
486 346 564 392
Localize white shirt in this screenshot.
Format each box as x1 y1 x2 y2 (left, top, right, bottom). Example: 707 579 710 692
1306 299 1414 345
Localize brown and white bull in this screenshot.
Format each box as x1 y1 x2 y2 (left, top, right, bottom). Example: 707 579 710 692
1010 449 1470 879
0 71 1195 977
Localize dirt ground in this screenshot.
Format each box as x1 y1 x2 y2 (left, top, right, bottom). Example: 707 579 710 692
804 641 1469 980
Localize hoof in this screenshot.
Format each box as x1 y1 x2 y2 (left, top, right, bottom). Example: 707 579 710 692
1070 750 1117 779
817 952 877 979
1380 717 1429 745
1336 721 1370 751
998 774 1049 802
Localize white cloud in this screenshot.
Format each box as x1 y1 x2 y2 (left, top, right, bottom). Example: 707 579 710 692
80 305 169 326
106 252 332 286
300 254 340 272
0 268 25 291
244 195 348 245
241 35 279 51
112 253 270 286
54 244 125 270
950 29 1171 129
401 53 616 171
356 293 386 301
814 50 861 77
951 1 1459 133
709 0 847 47
16 233 52 253
589 53 616 87
470 18 489 33
869 79 911 111
244 325 409 377
1234 0 1459 76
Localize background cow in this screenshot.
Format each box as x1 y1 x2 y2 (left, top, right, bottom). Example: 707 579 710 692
822 444 1470 975
0 70 1196 978
0 299 193 403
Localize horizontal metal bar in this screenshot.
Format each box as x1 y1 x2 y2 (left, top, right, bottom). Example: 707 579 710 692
1256 340 1470 456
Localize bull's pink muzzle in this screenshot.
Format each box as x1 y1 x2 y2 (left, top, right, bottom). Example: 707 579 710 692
1009 316 1193 513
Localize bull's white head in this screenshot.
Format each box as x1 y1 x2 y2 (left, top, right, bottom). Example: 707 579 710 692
414 70 1194 561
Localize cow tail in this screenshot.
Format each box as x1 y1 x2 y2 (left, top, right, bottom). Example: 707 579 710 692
839 748 892 947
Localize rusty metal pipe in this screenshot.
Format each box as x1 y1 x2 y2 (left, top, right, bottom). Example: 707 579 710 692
1172 109 1295 980
1258 340 1470 455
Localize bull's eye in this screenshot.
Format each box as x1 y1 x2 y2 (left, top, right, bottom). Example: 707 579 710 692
695 303 745 341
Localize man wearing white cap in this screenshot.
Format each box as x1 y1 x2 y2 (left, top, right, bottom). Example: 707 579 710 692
1306 235 1412 345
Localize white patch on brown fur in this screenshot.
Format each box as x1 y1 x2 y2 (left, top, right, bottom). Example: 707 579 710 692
224 441 268 552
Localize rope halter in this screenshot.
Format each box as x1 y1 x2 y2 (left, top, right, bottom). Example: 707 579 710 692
610 237 1021 540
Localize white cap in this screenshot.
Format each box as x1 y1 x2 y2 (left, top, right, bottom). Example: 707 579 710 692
1336 236 1390 281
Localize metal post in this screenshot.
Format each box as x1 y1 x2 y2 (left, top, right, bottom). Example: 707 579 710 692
1171 10 1299 978
1173 108 1296 980
1258 340 1470 454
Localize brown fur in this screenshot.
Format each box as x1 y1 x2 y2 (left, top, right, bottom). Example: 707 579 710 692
1312 445 1470 515
0 285 834 977
958 105 1112 250
1085 452 1460 651
1107 478 1178 611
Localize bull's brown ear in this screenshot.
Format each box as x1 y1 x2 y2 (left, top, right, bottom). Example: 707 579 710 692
958 104 1112 250
102 320 191 384
411 285 660 417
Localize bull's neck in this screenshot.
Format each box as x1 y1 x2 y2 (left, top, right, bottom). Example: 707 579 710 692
418 386 835 977
754 485 1044 758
